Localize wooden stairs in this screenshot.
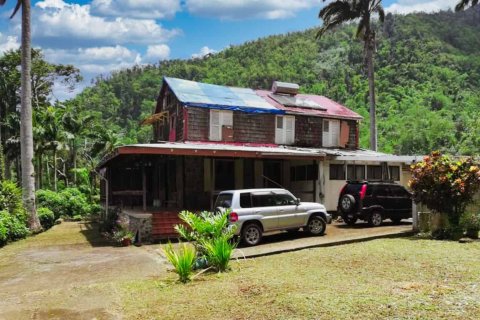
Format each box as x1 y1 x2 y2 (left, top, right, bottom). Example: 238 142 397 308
151 211 182 240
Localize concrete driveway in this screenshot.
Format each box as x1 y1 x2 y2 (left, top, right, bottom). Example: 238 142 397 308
234 220 413 258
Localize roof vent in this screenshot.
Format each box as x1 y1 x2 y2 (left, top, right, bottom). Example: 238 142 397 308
272 81 299 96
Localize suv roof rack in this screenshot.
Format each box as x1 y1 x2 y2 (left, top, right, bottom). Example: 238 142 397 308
347 180 397 184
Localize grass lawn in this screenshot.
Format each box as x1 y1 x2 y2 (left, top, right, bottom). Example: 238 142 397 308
121 238 480 319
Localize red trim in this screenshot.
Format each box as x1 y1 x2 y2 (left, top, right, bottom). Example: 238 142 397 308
183 108 188 140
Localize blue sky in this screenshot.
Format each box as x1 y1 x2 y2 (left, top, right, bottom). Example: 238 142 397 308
0 0 454 99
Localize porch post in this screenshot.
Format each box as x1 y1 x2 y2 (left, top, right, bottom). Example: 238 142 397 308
142 164 147 212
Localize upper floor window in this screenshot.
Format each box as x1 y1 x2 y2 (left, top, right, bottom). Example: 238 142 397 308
210 110 233 141
323 119 340 147
275 116 295 145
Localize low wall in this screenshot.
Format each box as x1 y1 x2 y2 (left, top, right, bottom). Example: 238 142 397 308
119 212 153 243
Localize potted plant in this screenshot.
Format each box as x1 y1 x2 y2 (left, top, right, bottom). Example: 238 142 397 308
113 229 135 246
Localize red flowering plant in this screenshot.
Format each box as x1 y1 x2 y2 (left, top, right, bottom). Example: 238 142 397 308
409 151 480 228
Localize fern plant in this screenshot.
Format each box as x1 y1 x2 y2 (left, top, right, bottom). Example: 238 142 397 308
163 242 196 283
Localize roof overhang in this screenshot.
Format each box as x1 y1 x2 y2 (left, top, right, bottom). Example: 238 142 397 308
98 142 327 168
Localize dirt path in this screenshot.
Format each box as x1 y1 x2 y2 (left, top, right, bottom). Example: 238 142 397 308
0 222 167 320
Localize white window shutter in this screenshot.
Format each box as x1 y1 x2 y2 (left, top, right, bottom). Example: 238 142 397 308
323 120 331 147
210 110 221 141
222 111 233 126
331 120 340 147
285 116 295 145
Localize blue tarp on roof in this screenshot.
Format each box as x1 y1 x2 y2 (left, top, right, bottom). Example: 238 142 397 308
164 77 284 114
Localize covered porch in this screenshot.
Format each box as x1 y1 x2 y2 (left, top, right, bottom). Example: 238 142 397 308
98 142 326 240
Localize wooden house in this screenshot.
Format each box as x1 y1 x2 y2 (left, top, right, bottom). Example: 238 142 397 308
98 77 419 241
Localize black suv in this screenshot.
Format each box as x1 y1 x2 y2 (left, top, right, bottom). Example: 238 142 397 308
337 181 412 227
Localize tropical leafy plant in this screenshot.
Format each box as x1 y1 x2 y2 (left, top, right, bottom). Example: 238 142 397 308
409 151 480 232
175 210 237 272
163 242 196 283
200 234 237 272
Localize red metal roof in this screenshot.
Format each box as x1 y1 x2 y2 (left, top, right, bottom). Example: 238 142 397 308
256 90 363 120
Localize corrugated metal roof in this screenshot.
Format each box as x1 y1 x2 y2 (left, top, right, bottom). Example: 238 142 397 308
164 77 283 114
256 90 363 120
128 142 326 156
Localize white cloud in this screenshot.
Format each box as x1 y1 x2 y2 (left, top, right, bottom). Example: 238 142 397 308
191 46 217 58
91 0 181 19
185 0 322 20
0 33 20 54
43 45 142 74
386 0 454 14
145 44 171 62
33 0 180 47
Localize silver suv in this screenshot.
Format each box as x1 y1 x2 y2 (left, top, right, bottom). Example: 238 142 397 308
214 188 331 246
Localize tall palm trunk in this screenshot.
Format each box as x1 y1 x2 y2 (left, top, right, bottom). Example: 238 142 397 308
20 0 41 232
365 30 377 151
53 148 57 191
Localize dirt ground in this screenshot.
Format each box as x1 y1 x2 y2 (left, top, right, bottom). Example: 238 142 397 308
0 222 167 320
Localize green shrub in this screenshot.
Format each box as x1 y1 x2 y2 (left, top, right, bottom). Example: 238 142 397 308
163 242 196 283
36 189 64 219
36 187 94 218
0 210 29 246
0 180 26 218
37 207 55 230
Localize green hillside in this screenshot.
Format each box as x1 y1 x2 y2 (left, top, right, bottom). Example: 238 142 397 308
72 8 480 156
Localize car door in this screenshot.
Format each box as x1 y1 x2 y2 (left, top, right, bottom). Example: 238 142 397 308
392 186 412 216
274 192 301 228
374 185 392 213
251 192 279 231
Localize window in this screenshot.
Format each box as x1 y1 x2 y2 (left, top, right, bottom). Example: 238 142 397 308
323 119 340 147
291 165 318 182
347 165 366 180
240 193 252 208
367 165 383 180
389 166 400 181
214 193 233 208
274 193 297 206
252 194 276 207
390 185 407 197
275 116 295 145
210 110 233 141
329 164 345 180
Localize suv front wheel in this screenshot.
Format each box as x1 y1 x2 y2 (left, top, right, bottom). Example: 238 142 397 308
368 211 383 227
242 222 263 246
305 216 326 236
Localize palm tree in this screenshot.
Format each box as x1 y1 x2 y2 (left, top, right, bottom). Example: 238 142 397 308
455 0 478 11
1 0 41 232
318 0 385 151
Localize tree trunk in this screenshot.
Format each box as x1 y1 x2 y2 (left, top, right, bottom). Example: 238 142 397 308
365 32 377 152
38 152 43 189
53 148 57 191
20 0 41 232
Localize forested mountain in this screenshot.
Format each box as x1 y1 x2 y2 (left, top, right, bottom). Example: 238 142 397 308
72 8 480 156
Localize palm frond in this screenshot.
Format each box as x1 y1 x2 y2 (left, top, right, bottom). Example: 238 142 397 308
318 0 360 38
375 5 385 23
10 0 21 19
